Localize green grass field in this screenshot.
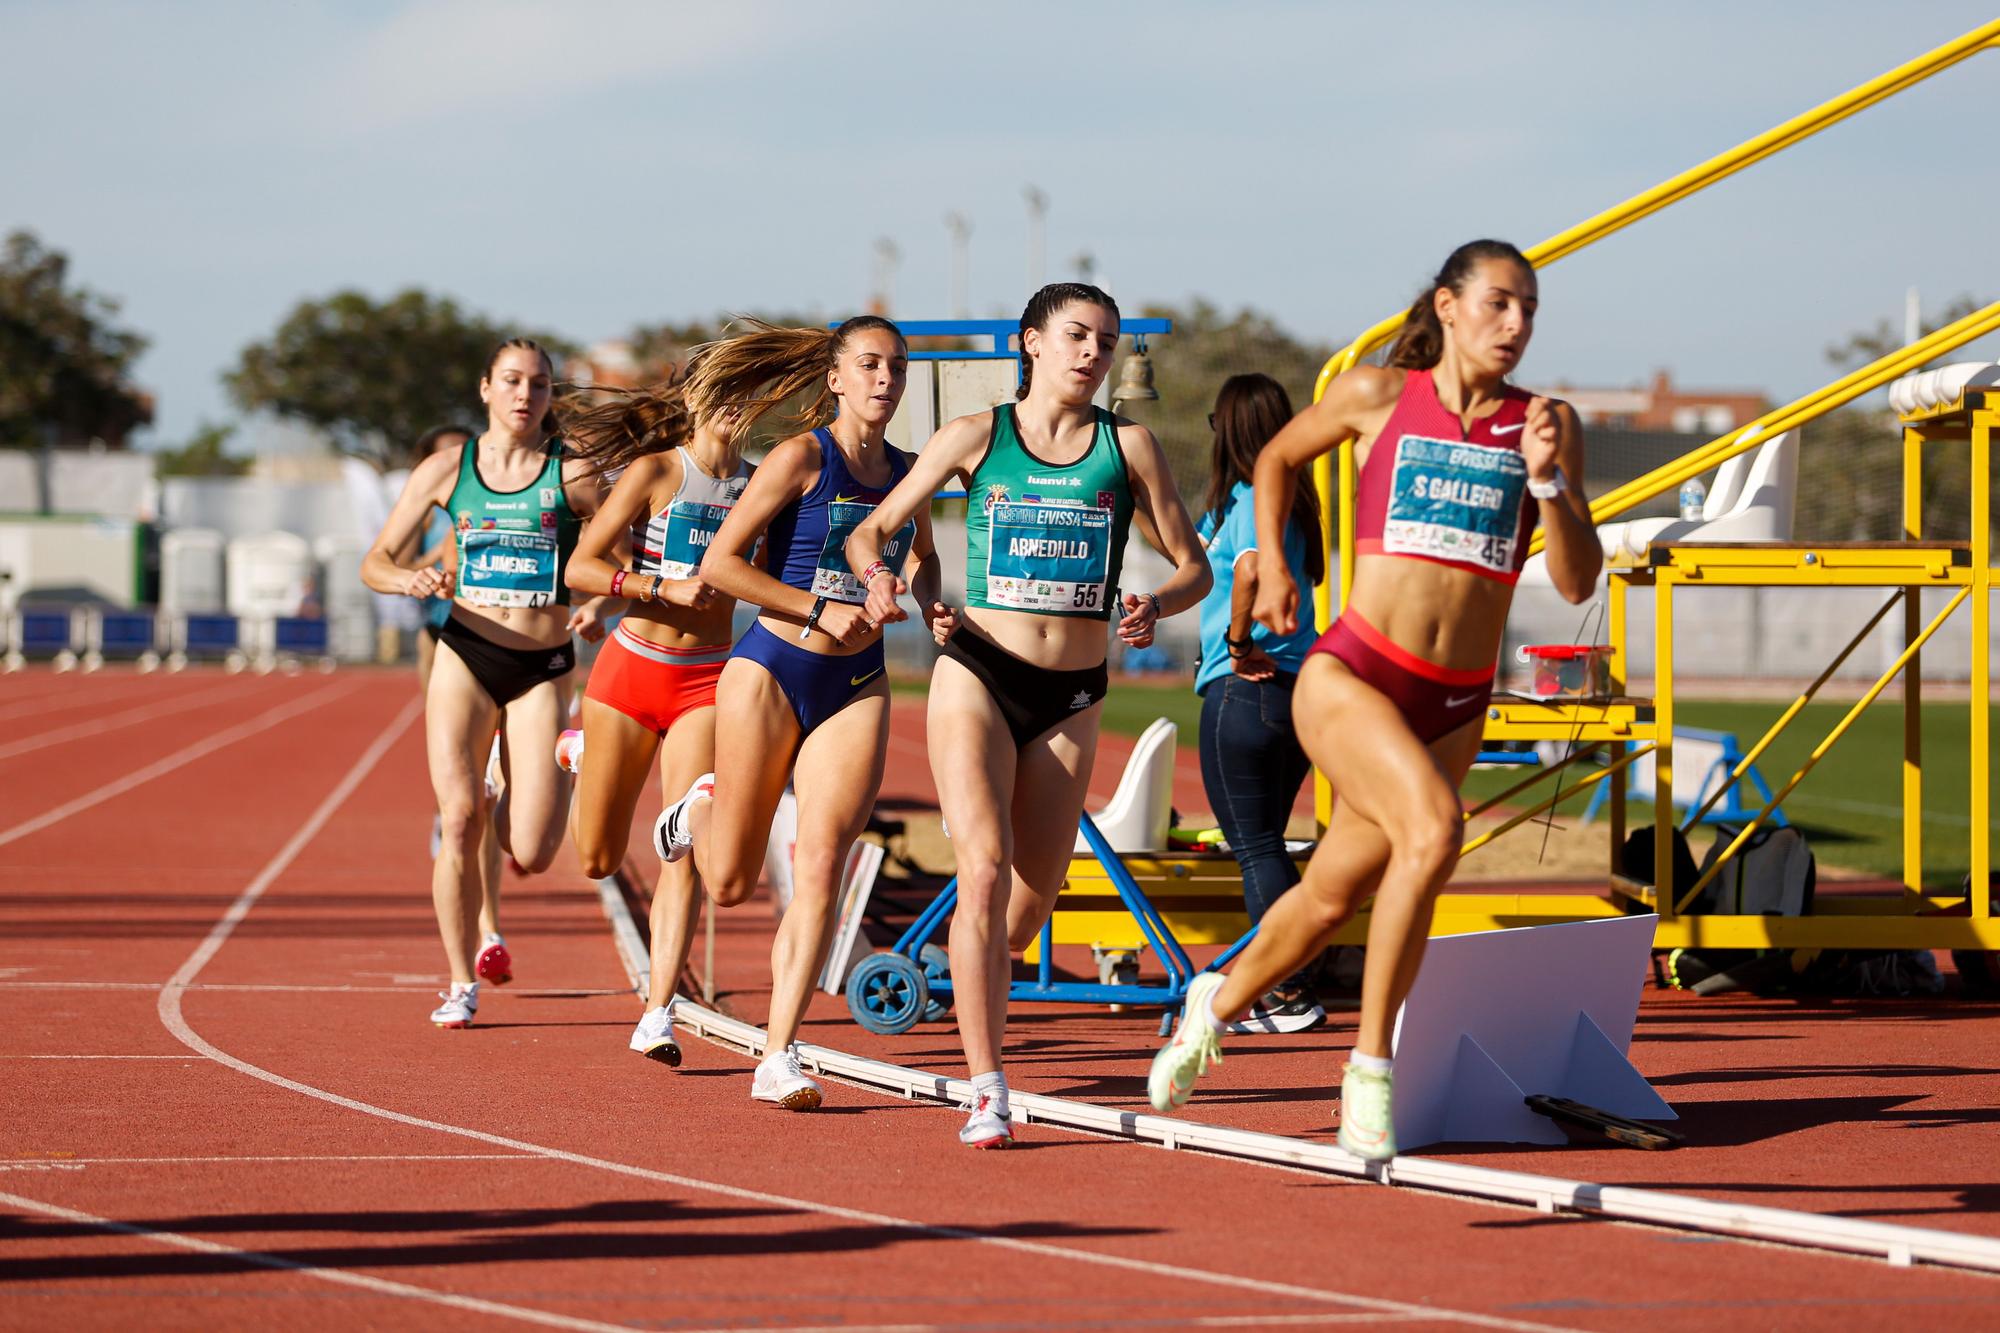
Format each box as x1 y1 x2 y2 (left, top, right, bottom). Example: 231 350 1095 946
1091 680 1992 885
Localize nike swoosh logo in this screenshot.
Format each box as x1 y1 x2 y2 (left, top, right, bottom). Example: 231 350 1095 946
832 493 865 504
1489 422 1525 436
1445 693 1484 709
850 668 881 686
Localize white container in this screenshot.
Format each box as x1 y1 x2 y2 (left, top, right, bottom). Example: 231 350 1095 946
159 527 228 616
227 532 314 619
312 534 374 621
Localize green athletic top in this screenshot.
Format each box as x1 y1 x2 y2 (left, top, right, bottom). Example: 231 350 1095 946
446 440 582 610
963 403 1134 620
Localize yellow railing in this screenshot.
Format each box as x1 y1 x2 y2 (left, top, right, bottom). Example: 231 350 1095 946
1309 17 2000 621
1531 297 2000 553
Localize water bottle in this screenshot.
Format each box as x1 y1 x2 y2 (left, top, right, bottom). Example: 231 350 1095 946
1678 476 1707 522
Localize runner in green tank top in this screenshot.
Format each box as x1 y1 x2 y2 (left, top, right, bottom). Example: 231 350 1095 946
363 338 615 1030
848 283 1211 1148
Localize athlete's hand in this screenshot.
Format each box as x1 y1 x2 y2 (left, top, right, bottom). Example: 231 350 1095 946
1524 396 1560 484
404 565 452 600
567 597 612 643
1251 553 1298 636
658 577 716 610
863 572 908 626
923 600 958 646
814 601 877 647
1116 592 1159 649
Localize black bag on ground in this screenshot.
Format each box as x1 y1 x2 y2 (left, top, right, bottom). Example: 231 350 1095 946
1623 823 1815 996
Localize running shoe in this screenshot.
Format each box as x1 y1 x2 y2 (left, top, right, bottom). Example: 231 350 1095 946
1147 971 1225 1112
652 772 714 864
750 1045 821 1111
554 728 585 774
1337 1061 1397 1161
628 1004 681 1067
957 1093 1013 1149
430 981 478 1029
475 933 512 986
1224 988 1326 1036
483 733 503 800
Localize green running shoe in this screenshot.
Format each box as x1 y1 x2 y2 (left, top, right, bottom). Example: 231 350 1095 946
1337 1061 1396 1160
1148 972 1226 1112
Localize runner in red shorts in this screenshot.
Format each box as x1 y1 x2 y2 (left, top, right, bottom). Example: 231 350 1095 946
562 364 751 1069
1149 240 1603 1159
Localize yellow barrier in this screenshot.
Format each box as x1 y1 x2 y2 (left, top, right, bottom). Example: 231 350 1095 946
1308 17 2000 619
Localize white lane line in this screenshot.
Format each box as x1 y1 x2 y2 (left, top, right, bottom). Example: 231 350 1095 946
0 679 360 848
149 708 1566 1332
0 679 160 724
0 1189 639 1333
22 1055 194 1060
6 1155 530 1165
0 678 254 762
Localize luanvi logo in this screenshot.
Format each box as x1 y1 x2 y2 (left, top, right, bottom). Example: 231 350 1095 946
1025 474 1083 487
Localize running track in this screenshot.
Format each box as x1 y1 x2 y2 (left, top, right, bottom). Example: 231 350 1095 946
2 669 1997 1330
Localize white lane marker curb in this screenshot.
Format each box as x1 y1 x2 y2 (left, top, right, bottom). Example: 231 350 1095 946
138 706 1570 1333
594 877 2000 1275
0 1189 638 1333
0 679 359 847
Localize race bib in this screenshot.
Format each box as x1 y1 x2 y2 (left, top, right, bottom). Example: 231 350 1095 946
812 499 913 604
457 529 559 608
653 499 733 579
985 499 1113 613
1381 436 1528 575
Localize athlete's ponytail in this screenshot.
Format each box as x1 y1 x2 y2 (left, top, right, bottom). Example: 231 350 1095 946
557 362 696 478
1385 239 1532 371
1015 282 1120 400
680 315 906 438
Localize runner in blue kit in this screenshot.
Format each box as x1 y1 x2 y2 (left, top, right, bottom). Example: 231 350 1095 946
848 283 1211 1147
653 318 947 1111
362 339 615 1029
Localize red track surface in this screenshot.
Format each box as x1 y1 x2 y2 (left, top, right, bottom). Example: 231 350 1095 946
3 668 1997 1331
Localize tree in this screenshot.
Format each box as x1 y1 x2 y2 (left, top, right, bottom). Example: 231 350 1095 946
225 289 572 465
153 421 250 477
1116 300 1334 514
0 230 152 449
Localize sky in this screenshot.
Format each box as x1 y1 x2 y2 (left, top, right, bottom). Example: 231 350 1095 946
7 0 1999 449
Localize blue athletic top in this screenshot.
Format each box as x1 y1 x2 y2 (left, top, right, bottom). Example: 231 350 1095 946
762 428 916 605
1193 480 1317 694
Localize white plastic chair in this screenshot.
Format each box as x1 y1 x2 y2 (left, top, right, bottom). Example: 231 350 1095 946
1076 716 1178 854
1518 429 1799 585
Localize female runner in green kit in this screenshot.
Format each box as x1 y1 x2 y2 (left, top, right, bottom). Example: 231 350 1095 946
847 283 1211 1147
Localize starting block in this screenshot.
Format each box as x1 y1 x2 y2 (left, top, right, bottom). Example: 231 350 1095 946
1389 913 1674 1151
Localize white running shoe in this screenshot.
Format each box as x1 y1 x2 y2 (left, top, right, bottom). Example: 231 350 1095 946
957 1093 1013 1149
1337 1062 1397 1161
555 728 585 774
652 772 714 864
751 1045 821 1111
628 1004 681 1067
475 933 512 986
1147 971 1226 1112
484 733 503 800
430 981 478 1028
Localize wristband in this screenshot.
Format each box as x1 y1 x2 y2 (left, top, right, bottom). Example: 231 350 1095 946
610 570 627 598
1225 634 1254 658
799 595 828 641
1527 468 1567 500
1142 591 1162 618
860 560 892 587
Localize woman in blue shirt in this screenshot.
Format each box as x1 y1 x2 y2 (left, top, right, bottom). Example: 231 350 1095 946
1194 374 1325 1031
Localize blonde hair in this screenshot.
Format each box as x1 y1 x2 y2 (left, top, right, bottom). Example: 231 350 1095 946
680 315 905 437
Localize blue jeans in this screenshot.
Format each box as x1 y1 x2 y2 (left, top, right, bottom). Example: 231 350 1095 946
1198 672 1313 939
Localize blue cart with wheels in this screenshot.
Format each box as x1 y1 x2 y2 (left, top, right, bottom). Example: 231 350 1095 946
843 811 1264 1037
